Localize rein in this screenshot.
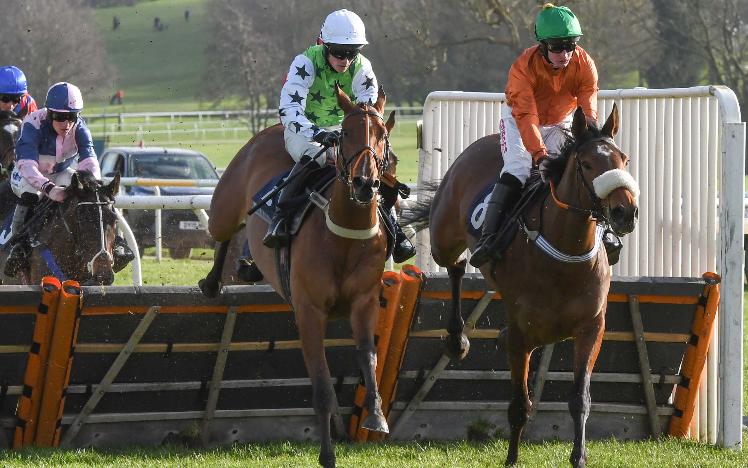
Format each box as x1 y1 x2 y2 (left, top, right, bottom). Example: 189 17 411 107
321 106 389 240
547 136 621 222
76 192 115 275
526 136 631 263
336 108 390 195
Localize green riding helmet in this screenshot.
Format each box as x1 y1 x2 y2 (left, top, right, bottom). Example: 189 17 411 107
534 3 583 41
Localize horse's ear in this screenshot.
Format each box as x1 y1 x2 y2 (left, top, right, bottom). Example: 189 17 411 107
69 172 85 196
601 103 619 138
105 172 121 199
385 110 396 134
571 106 589 141
374 86 386 115
335 84 356 114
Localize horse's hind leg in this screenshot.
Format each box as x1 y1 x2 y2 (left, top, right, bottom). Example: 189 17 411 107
568 312 605 468
297 307 337 468
198 239 230 297
445 259 470 360
505 329 531 467
351 294 388 433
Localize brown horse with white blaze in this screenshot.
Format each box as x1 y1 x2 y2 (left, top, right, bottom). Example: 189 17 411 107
406 105 638 467
205 86 394 468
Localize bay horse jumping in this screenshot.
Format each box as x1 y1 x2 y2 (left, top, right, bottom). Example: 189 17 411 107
0 110 22 181
0 171 121 286
406 105 638 467
203 86 394 467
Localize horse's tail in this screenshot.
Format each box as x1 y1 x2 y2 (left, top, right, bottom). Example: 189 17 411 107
400 181 439 233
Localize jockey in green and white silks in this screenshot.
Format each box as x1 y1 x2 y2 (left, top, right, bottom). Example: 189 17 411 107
263 9 415 264
278 22 377 164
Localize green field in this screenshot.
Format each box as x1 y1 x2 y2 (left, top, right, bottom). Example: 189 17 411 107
2 437 747 467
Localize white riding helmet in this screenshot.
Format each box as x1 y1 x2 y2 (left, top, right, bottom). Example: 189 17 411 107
320 9 368 45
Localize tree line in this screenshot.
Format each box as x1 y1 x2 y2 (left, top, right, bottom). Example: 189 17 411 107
202 0 748 133
0 0 744 132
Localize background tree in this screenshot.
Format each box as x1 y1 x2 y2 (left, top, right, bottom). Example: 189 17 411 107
0 0 113 103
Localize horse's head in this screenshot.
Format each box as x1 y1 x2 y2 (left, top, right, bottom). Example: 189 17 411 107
0 111 21 176
335 85 395 205
57 171 121 285
545 104 639 236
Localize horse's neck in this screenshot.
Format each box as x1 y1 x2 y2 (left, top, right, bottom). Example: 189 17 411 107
328 180 378 230
540 168 598 255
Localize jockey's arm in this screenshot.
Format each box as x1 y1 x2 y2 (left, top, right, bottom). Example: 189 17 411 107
351 57 378 106
15 120 50 191
279 54 317 139
505 61 547 162
575 49 599 122
75 121 101 179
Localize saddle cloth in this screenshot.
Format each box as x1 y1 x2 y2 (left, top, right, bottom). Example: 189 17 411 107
251 166 395 257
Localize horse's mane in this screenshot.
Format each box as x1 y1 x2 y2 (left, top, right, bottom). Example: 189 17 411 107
543 119 604 186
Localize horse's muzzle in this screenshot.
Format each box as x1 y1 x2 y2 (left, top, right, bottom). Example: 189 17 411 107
609 203 638 236
352 176 379 204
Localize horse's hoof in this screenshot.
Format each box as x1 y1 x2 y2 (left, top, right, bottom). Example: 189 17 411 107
445 333 470 360
362 413 389 433
319 452 336 468
198 277 220 298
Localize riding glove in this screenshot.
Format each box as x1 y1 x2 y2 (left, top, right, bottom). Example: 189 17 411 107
313 129 341 147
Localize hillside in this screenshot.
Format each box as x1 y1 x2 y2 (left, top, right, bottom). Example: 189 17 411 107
90 0 209 112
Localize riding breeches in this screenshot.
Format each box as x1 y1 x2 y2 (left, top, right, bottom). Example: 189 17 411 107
284 127 338 167
499 105 573 185
10 166 75 198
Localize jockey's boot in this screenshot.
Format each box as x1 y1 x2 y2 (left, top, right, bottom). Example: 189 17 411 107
392 219 416 264
469 174 522 267
263 156 315 248
112 235 135 273
237 255 264 283
602 228 623 266
4 203 31 277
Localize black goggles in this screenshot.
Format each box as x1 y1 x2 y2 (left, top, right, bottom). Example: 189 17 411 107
49 111 79 122
0 94 21 104
545 39 578 53
325 45 361 61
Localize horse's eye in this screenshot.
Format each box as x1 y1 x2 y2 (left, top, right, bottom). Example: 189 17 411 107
582 162 592 171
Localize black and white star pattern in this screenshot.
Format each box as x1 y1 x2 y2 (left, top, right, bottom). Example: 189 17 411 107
292 121 303 133
295 65 310 79
289 90 304 104
310 90 324 103
363 76 375 89
278 108 286 117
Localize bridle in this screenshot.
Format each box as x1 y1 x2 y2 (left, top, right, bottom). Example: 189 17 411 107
335 107 390 202
548 136 621 224
60 190 115 277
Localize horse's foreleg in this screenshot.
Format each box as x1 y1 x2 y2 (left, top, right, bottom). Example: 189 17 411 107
505 330 531 467
569 312 605 468
445 259 470 360
351 295 388 433
297 308 337 468
198 239 230 298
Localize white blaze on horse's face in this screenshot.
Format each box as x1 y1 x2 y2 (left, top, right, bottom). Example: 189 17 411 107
3 123 18 137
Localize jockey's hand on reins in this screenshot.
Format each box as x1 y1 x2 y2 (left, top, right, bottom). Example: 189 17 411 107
313 129 341 147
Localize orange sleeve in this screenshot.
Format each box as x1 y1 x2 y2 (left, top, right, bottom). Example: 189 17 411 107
576 50 598 121
505 53 547 160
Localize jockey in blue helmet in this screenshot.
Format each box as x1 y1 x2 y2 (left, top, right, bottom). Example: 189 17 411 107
0 66 38 119
4 82 133 277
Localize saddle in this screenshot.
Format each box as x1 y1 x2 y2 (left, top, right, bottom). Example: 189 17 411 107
252 166 397 304
467 172 623 265
251 166 396 256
